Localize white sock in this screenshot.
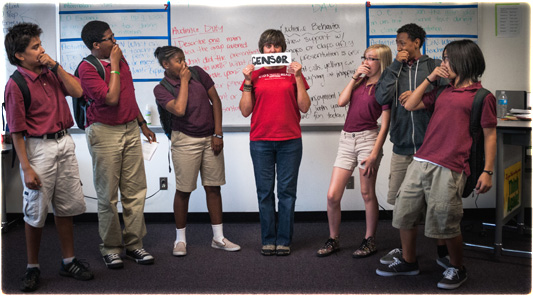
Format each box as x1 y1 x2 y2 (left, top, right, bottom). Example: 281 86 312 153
212 224 224 243
27 264 40 269
63 256 75 265
176 227 186 244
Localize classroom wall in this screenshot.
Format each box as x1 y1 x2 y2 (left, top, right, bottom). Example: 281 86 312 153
2 2 531 214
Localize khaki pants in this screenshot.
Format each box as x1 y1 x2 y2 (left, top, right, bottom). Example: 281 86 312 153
86 120 147 255
387 152 414 205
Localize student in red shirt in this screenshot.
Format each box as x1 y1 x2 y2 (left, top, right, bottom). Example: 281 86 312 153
4 23 93 292
376 40 497 290
79 20 156 269
316 44 392 258
239 29 311 256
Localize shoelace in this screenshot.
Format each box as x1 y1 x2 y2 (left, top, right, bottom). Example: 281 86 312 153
389 248 401 255
133 248 149 257
68 259 91 273
443 267 459 280
324 238 337 249
107 253 121 260
388 257 402 268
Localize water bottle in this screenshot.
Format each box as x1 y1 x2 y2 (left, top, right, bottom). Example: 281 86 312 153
145 105 152 125
497 91 508 118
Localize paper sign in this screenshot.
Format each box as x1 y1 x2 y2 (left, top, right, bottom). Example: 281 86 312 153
251 52 291 68
142 140 159 161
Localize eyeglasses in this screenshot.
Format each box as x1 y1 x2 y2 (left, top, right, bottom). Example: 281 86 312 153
100 34 115 43
361 56 380 62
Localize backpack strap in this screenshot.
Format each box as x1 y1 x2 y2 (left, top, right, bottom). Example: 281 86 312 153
160 78 176 97
470 88 491 136
83 55 106 81
10 70 31 112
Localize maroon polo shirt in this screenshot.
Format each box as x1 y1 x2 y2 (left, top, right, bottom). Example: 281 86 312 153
415 82 497 176
5 66 75 136
78 58 139 127
153 67 215 137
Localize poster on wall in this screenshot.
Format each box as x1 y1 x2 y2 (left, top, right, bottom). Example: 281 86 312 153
504 161 521 218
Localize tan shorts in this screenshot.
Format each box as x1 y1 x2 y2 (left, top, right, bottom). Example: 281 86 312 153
171 131 225 192
392 160 466 239
333 129 382 171
21 135 86 228
387 152 414 205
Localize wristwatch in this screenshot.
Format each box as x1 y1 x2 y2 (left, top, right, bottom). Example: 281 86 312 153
213 133 223 139
138 120 147 127
483 170 494 176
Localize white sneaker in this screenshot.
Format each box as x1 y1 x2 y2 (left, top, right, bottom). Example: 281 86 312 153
211 238 241 252
173 241 187 257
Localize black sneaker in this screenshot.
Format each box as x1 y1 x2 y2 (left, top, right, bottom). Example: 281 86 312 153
103 253 124 269
126 248 154 265
60 258 94 280
316 237 340 257
376 257 420 276
438 266 468 289
21 267 40 292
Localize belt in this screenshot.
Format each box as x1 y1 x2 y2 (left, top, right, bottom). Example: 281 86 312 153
29 129 68 140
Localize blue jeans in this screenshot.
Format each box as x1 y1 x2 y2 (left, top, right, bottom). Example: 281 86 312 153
250 138 302 246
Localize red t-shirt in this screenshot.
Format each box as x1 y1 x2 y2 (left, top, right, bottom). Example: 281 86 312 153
78 58 139 126
4 66 75 136
240 66 309 141
415 82 497 175
343 77 390 132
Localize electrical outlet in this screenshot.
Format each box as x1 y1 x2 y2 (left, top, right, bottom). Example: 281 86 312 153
159 177 168 190
346 176 354 189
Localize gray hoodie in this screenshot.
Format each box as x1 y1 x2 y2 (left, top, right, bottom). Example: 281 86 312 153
375 55 446 155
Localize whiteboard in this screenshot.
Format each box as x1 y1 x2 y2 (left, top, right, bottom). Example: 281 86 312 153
2 3 57 79
367 4 478 59
170 4 365 126
52 3 479 127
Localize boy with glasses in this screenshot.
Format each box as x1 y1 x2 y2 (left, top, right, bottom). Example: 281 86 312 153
79 20 156 269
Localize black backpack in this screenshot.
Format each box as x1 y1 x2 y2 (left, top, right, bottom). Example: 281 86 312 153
436 87 491 197
463 88 491 197
2 70 32 168
157 66 201 139
73 55 105 130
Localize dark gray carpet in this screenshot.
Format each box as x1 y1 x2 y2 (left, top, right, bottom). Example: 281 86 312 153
2 217 531 294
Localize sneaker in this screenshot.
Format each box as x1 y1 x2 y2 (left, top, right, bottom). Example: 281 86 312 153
103 253 124 269
59 258 94 280
126 248 154 265
376 257 420 276
438 266 468 289
261 244 276 256
173 241 187 257
276 245 291 256
379 248 402 264
211 238 241 252
353 236 377 258
316 237 340 257
20 267 40 292
436 255 452 269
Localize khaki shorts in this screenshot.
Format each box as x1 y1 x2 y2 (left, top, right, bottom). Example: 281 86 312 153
392 160 466 239
333 129 382 171
387 152 414 205
171 131 225 192
21 135 86 228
